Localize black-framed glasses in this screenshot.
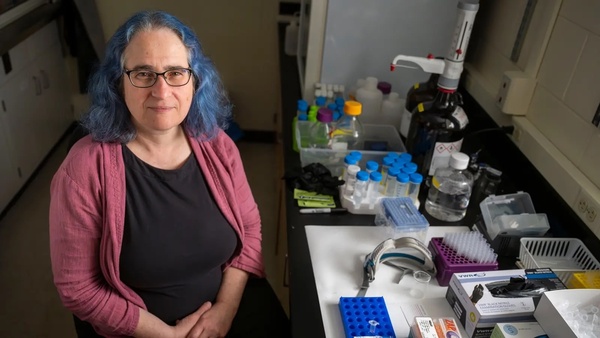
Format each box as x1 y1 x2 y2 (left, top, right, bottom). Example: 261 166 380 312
124 68 194 88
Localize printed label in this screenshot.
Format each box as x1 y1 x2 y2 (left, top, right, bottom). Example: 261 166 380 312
429 139 463 175
452 106 469 129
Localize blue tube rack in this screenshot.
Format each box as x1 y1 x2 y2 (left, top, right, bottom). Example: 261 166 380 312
338 296 396 338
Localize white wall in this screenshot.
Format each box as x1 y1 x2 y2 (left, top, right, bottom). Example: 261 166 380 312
464 0 600 236
95 1 280 132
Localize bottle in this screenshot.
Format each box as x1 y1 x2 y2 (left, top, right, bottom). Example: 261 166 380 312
341 154 359 182
384 166 400 197
347 78 365 101
408 173 423 205
352 171 370 207
296 112 311 149
343 164 361 197
349 151 362 166
377 81 392 100
425 152 474 222
292 100 310 152
405 87 468 177
395 173 409 197
331 101 364 150
381 92 403 127
308 108 334 149
356 77 383 124
367 171 383 208
380 155 395 186
365 160 379 174
400 72 440 138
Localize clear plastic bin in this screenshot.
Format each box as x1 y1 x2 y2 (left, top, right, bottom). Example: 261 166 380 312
296 121 406 176
479 192 547 240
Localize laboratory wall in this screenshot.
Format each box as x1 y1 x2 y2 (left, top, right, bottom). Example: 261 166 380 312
464 0 600 236
95 0 280 132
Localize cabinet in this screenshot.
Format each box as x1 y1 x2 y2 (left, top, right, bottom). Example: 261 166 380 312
0 20 72 213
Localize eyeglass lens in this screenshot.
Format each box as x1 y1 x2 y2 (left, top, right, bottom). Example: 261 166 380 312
127 69 192 87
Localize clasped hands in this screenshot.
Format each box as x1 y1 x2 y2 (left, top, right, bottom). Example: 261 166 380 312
172 301 236 338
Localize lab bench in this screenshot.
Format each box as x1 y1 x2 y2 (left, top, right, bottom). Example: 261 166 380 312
277 25 600 338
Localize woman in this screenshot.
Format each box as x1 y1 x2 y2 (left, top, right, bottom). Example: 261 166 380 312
49 11 288 338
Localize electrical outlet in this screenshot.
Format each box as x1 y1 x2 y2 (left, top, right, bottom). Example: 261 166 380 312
573 189 600 235
496 71 536 116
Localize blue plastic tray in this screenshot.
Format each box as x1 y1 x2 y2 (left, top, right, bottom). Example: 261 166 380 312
338 296 396 338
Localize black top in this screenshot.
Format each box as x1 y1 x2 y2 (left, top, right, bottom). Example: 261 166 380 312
119 146 237 325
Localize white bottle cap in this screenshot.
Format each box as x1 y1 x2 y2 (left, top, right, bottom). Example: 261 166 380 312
449 152 469 170
347 165 361 176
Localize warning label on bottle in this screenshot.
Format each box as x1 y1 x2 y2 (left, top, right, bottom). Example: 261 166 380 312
430 139 463 175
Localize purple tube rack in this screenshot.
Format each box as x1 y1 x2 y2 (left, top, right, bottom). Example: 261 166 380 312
338 297 396 338
428 237 498 286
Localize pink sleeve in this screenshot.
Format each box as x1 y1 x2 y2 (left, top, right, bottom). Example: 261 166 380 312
49 155 138 337
220 134 265 277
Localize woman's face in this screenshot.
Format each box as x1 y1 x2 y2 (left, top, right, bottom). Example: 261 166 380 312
122 28 194 137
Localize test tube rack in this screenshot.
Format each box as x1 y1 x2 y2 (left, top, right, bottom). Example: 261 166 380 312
428 237 498 286
338 296 396 338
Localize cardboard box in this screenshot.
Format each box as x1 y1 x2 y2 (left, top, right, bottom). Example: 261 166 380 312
445 268 566 338
534 289 600 338
490 322 546 338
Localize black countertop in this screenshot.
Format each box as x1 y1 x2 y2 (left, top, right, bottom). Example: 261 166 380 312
278 24 600 338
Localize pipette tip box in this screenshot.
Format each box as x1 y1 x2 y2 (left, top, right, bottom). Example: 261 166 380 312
429 237 498 286
338 297 396 338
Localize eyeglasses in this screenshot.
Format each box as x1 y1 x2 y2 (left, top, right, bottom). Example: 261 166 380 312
124 68 194 88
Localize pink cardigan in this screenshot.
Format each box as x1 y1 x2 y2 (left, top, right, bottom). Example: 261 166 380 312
49 130 265 337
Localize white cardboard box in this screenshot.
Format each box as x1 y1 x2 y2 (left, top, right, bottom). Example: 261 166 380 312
490 322 547 338
446 268 566 338
533 289 600 338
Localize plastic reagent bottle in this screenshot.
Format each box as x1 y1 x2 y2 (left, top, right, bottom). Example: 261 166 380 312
425 152 474 222
365 160 379 174
342 154 360 182
408 173 423 205
381 92 403 127
384 167 400 197
356 77 383 123
367 171 383 208
347 78 365 101
308 108 334 149
331 101 364 150
343 164 361 197
395 173 409 197
377 81 392 100
352 171 370 207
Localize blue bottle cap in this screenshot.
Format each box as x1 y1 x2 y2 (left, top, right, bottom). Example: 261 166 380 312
401 167 415 175
369 171 382 182
404 162 418 173
391 162 404 170
396 173 409 183
395 157 408 166
315 96 327 107
335 97 345 107
399 152 412 162
344 154 358 165
366 160 379 171
387 152 400 159
409 173 423 184
382 156 395 166
327 103 337 111
298 112 308 121
333 111 341 121
387 167 400 178
349 151 362 160
297 99 309 112
356 171 369 181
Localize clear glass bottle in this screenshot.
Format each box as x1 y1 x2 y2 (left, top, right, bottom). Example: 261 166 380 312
352 171 370 207
425 152 474 222
308 108 334 149
331 100 364 150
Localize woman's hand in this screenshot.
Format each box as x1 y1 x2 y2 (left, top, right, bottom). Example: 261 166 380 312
171 302 213 338
184 301 237 338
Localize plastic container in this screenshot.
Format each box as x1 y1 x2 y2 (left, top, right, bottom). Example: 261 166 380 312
479 191 538 240
338 297 395 338
401 72 440 138
519 237 600 285
356 77 383 124
491 213 550 239
347 78 365 101
568 271 600 289
377 81 392 99
408 173 423 205
395 173 409 197
331 100 364 151
374 197 429 242
384 167 400 197
296 121 406 177
342 164 361 197
428 237 498 286
351 171 370 207
380 92 403 128
425 152 473 222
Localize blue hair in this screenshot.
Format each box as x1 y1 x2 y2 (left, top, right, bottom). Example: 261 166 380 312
81 11 232 143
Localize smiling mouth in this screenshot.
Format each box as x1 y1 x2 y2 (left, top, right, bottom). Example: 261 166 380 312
150 106 173 112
